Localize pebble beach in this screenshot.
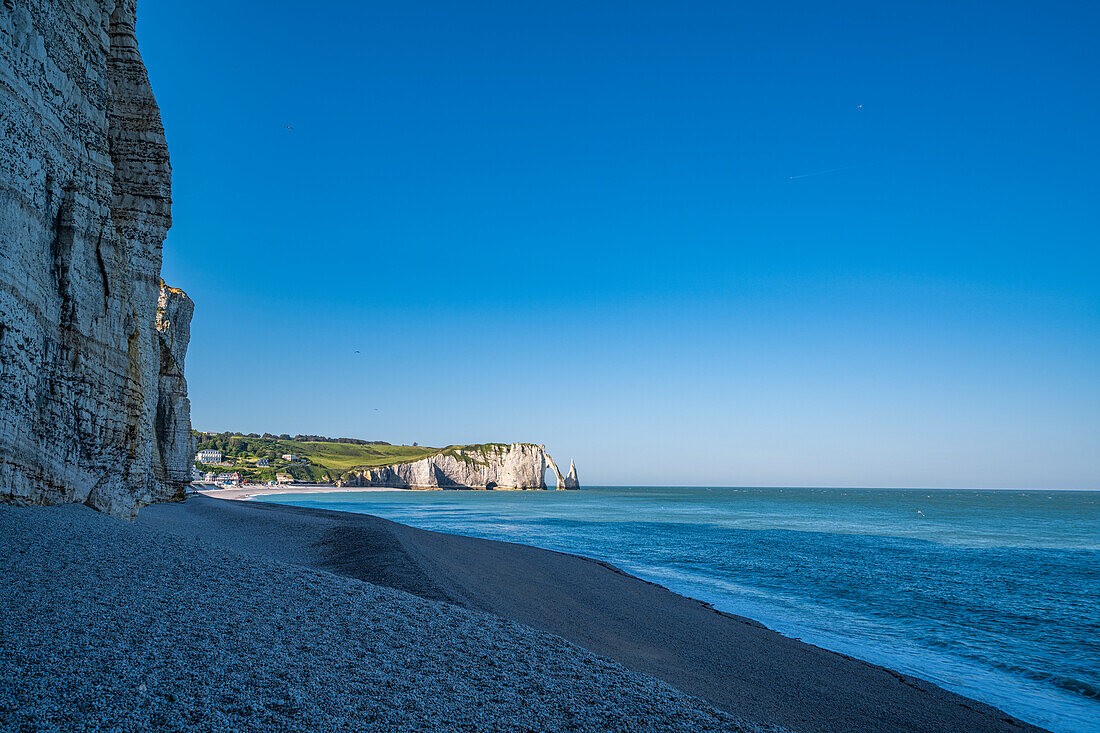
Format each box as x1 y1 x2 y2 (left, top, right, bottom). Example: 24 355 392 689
0 503 772 733
1 497 1050 732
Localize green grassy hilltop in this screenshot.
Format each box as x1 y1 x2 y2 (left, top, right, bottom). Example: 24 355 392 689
193 433 517 483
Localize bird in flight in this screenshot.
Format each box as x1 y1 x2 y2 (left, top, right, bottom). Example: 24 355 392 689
857 104 863 109
286 125 294 131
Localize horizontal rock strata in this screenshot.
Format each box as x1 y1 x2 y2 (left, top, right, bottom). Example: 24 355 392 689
0 0 191 517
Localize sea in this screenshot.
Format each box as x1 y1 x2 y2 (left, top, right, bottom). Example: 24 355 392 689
254 486 1100 733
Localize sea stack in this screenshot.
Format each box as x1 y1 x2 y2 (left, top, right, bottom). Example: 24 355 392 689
0 0 192 517
562 459 580 490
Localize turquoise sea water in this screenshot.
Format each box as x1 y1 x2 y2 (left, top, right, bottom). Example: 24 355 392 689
255 487 1100 733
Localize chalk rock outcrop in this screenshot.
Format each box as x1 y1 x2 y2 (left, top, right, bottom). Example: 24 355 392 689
544 452 567 488
155 283 193 491
543 453 580 490
0 0 192 516
341 444 580 490
562 460 580 490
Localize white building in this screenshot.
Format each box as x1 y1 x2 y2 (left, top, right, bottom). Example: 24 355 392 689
215 472 241 485
196 449 223 464
281 454 298 462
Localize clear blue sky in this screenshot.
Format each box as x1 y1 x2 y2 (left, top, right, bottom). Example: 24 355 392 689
141 1 1098 488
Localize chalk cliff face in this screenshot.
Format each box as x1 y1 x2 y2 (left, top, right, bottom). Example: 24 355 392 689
342 444 580 491
0 0 192 516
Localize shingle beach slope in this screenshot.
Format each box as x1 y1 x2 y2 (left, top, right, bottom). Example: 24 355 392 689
142 497 1046 733
0 505 776 733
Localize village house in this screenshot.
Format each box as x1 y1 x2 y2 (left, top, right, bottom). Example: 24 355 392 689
196 449 223 464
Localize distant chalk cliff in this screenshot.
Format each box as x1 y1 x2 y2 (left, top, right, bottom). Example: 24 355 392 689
340 444 580 490
0 1 192 516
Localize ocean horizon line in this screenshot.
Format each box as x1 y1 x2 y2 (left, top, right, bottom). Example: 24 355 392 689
515 484 1100 492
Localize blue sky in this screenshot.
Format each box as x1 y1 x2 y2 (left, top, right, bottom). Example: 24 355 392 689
140 1 1098 488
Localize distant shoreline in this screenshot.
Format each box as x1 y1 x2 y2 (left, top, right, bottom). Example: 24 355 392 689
197 484 406 501
196 482 580 501
196 483 1100 504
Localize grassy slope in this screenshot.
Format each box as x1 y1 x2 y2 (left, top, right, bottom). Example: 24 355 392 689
285 441 438 471
438 443 513 466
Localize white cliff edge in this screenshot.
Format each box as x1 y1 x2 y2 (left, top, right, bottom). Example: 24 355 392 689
341 444 580 490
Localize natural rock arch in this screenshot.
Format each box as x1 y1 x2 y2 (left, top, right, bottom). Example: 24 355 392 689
544 454 567 489
543 453 579 490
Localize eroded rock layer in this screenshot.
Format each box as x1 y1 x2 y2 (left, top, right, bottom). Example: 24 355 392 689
0 0 191 516
341 444 580 490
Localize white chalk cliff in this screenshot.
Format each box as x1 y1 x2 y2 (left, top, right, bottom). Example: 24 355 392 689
341 444 581 490
563 459 580 490
0 0 192 516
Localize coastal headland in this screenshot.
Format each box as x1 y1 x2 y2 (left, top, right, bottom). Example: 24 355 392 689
194 433 580 490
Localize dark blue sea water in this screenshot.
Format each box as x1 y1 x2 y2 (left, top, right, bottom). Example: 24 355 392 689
255 487 1100 732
